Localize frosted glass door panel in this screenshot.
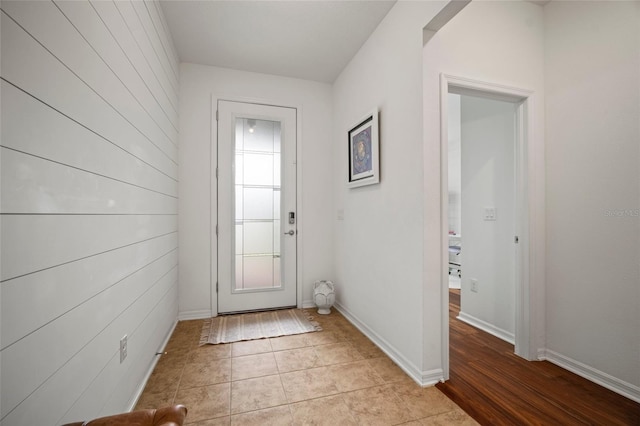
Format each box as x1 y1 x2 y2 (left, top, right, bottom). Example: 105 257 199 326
235 154 244 184
243 153 274 185
235 187 243 220
234 118 282 291
273 189 281 219
235 225 243 254
243 188 273 220
244 257 275 289
244 120 276 152
242 222 273 255
273 156 281 187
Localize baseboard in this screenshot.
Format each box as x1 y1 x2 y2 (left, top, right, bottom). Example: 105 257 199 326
457 311 515 345
302 299 316 310
536 348 547 361
178 309 212 321
539 349 640 403
334 302 443 387
421 368 446 386
126 319 178 411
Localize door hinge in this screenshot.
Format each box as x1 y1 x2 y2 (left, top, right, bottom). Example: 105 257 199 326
215 167 219 179
216 224 218 236
514 236 519 244
215 110 219 121
216 282 219 293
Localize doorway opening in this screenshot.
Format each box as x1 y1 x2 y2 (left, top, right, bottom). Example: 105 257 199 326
440 74 537 380
447 92 517 344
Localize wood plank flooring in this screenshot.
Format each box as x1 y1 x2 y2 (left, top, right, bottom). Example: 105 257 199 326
436 289 640 425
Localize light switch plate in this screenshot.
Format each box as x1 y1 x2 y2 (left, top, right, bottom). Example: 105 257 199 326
483 207 497 221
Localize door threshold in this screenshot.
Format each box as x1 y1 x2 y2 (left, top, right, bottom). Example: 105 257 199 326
218 305 298 316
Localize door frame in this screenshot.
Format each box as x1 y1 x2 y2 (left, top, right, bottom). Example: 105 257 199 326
439 74 545 379
210 94 304 317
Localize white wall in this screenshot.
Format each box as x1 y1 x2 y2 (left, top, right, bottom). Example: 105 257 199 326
178 64 333 318
1 7 3 421
544 1 640 397
0 1 179 424
332 1 447 384
447 94 461 235
458 95 516 341
423 0 545 371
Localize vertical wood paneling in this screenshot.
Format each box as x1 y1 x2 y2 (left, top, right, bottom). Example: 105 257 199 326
0 0 179 424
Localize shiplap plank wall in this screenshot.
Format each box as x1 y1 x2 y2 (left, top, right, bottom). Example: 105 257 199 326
0 1 179 424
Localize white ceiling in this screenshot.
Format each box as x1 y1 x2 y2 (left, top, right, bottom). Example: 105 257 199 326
159 0 397 83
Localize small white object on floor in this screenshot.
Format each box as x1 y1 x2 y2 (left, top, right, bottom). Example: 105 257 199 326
313 280 335 314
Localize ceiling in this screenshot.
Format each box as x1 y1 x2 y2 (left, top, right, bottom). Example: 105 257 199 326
159 0 397 83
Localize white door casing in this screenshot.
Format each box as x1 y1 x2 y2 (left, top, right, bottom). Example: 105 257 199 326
440 73 543 380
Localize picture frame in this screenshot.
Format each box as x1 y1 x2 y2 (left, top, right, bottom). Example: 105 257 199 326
347 109 379 188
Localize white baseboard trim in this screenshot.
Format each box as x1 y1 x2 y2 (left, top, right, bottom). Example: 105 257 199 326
334 302 443 387
127 319 178 411
422 368 446 386
178 309 212 321
539 349 640 403
457 311 515 345
301 299 316 310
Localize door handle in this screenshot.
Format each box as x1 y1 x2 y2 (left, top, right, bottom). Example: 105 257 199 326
284 230 295 236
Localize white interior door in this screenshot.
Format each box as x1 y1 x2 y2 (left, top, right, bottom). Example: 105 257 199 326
217 100 297 313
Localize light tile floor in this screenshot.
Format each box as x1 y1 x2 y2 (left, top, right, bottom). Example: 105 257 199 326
136 310 478 425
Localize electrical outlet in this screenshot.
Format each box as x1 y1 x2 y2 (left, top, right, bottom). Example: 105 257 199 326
470 279 478 293
120 335 128 363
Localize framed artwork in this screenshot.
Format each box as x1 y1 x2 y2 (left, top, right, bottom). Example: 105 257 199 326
347 109 379 188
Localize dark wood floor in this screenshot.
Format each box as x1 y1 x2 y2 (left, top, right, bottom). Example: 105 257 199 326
436 289 640 425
